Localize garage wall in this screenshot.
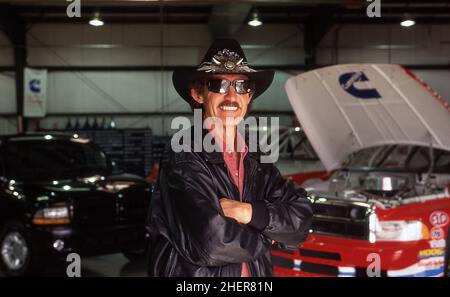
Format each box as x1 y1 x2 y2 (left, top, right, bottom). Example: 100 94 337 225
0 31 17 135
0 30 13 66
0 29 15 115
45 70 297 113
26 24 303 134
46 71 183 113
2 23 450 135
0 72 15 112
36 69 298 134
318 24 450 66
27 24 303 67
412 70 450 102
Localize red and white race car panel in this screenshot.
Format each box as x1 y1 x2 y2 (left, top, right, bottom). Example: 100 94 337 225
278 64 450 277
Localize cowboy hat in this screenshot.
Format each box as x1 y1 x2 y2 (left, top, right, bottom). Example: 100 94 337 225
172 38 275 106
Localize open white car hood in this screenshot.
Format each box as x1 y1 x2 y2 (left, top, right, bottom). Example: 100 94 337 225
285 64 450 171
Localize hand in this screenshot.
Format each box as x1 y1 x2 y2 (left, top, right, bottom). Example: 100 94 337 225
219 198 252 225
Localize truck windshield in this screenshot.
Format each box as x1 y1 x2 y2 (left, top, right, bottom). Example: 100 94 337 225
2 139 110 179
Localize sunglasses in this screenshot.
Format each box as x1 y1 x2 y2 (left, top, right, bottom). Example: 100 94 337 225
206 79 254 94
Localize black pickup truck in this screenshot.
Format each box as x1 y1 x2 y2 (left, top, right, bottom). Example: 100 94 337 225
0 133 152 276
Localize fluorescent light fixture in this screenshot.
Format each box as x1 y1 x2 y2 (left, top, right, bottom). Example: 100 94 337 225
400 13 415 27
89 12 104 27
248 11 262 27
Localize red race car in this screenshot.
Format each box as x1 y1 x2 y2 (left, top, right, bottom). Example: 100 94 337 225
275 64 450 277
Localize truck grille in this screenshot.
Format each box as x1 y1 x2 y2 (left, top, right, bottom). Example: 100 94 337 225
310 196 372 240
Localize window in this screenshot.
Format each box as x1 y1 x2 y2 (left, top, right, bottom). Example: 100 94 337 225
346 146 391 169
435 150 450 173
3 140 110 179
408 147 430 171
379 145 414 169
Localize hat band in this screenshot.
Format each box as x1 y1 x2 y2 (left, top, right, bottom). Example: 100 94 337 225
196 48 257 73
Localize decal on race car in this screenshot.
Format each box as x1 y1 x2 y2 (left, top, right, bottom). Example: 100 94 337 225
430 226 444 240
418 257 445 269
387 257 446 277
418 248 445 259
429 239 446 249
338 71 381 99
429 211 449 227
282 64 450 278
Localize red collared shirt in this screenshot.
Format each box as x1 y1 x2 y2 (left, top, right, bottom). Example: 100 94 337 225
222 147 248 202
209 129 250 277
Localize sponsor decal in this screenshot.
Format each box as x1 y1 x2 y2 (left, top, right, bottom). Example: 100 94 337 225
429 211 449 227
418 257 445 268
418 248 445 259
429 239 446 249
430 226 444 240
339 72 382 100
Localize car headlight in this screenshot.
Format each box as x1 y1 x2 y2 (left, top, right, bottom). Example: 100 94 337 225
32 205 70 225
374 219 428 242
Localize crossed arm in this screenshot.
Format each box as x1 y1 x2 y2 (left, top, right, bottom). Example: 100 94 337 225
220 164 313 247
158 160 271 267
219 198 252 224
159 157 312 267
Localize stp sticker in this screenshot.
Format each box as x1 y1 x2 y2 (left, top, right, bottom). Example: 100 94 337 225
429 211 449 227
430 226 444 240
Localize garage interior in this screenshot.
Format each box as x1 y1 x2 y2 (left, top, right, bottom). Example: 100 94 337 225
1 0 450 277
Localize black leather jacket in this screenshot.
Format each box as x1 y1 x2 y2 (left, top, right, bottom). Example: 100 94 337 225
146 128 313 277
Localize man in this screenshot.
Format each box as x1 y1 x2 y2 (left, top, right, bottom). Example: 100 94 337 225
146 39 313 277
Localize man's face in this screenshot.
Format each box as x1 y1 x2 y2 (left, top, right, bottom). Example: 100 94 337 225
190 74 253 127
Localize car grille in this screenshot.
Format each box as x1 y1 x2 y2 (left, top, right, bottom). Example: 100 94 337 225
71 188 150 226
71 193 116 227
310 196 372 240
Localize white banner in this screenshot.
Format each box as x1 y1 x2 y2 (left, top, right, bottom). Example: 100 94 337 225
24 67 47 117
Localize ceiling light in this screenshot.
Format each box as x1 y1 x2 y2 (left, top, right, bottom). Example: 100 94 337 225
89 12 104 27
400 13 415 27
248 11 262 27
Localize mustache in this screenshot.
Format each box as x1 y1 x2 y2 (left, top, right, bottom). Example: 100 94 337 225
218 101 240 108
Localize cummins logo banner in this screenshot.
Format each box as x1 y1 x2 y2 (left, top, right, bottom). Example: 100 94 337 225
24 67 47 117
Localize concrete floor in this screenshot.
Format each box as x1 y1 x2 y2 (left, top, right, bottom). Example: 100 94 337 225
0 254 147 277
0 159 323 277
75 254 148 277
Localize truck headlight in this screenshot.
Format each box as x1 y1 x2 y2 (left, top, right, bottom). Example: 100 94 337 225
375 220 428 242
32 205 70 225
